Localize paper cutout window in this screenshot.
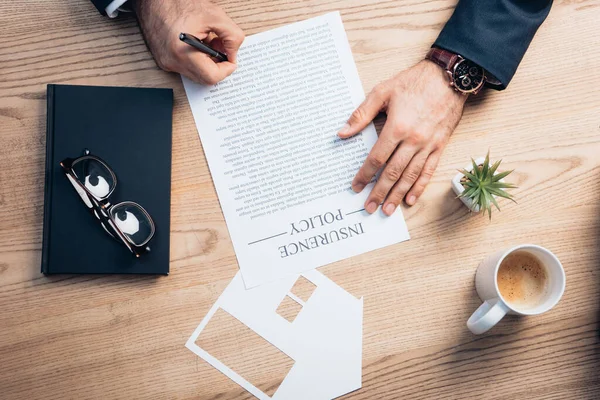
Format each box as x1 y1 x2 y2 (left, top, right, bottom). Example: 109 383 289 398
276 276 317 323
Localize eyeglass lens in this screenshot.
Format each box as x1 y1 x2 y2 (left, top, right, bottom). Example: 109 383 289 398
72 157 115 199
110 203 154 246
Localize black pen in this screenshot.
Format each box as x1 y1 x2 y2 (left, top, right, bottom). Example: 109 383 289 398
179 33 228 62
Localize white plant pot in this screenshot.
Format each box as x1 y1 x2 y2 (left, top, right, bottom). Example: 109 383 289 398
451 157 486 212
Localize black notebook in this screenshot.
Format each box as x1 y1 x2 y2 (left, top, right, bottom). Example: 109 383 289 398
42 84 173 274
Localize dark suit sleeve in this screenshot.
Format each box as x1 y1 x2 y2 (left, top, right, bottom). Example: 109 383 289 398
89 0 113 15
433 0 552 90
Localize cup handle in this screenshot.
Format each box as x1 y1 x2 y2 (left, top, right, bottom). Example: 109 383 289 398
467 298 509 334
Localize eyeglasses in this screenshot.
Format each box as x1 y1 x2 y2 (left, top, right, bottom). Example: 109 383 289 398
60 149 155 257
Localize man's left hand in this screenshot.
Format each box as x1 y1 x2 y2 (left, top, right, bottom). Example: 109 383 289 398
338 59 467 215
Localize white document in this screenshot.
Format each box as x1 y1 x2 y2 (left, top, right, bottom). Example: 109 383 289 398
183 12 410 288
186 270 363 399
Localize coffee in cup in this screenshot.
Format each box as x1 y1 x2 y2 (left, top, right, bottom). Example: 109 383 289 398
497 251 548 309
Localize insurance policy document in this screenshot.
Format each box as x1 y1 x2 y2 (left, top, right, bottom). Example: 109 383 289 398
183 12 410 288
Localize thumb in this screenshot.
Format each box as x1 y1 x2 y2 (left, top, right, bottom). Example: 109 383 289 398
338 85 388 138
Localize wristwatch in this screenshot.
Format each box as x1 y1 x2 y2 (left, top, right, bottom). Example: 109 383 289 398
425 47 486 95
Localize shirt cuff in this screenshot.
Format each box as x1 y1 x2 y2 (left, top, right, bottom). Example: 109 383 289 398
106 0 129 18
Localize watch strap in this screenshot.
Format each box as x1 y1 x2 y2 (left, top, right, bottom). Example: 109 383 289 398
425 47 459 71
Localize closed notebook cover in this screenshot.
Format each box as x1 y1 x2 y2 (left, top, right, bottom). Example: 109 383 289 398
42 84 173 274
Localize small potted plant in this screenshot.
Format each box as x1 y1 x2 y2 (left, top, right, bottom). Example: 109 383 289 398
451 152 516 219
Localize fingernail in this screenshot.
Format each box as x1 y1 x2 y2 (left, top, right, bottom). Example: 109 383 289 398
366 201 378 214
338 123 350 136
352 182 365 193
384 203 396 215
406 195 416 206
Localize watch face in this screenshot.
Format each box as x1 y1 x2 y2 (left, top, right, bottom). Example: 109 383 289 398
453 59 484 93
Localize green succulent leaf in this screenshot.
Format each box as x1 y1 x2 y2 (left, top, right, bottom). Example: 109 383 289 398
488 159 502 176
471 186 482 200
485 205 492 220
489 191 501 211
460 186 476 199
487 187 517 203
492 169 514 182
481 151 490 178
491 182 517 189
471 158 481 179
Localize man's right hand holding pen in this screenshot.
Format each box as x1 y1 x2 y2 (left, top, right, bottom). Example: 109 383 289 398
134 0 245 85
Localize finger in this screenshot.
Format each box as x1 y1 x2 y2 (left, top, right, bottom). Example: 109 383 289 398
351 121 401 194
206 37 226 54
204 37 230 63
366 144 418 214
339 85 388 138
405 150 441 206
204 32 219 43
383 150 430 214
185 51 237 84
209 17 245 63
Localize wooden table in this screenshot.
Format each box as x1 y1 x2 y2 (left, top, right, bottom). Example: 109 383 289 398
2 1 599 399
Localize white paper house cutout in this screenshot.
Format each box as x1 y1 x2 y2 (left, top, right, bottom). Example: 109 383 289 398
186 269 363 399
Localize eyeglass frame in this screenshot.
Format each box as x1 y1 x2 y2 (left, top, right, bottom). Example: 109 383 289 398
60 149 155 258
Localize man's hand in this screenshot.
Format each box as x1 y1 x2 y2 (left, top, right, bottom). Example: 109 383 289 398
338 60 467 215
134 0 245 85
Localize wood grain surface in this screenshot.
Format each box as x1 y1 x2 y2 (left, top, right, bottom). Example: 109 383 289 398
1 0 600 399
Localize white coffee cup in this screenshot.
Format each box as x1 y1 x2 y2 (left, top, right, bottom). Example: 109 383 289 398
467 244 565 335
